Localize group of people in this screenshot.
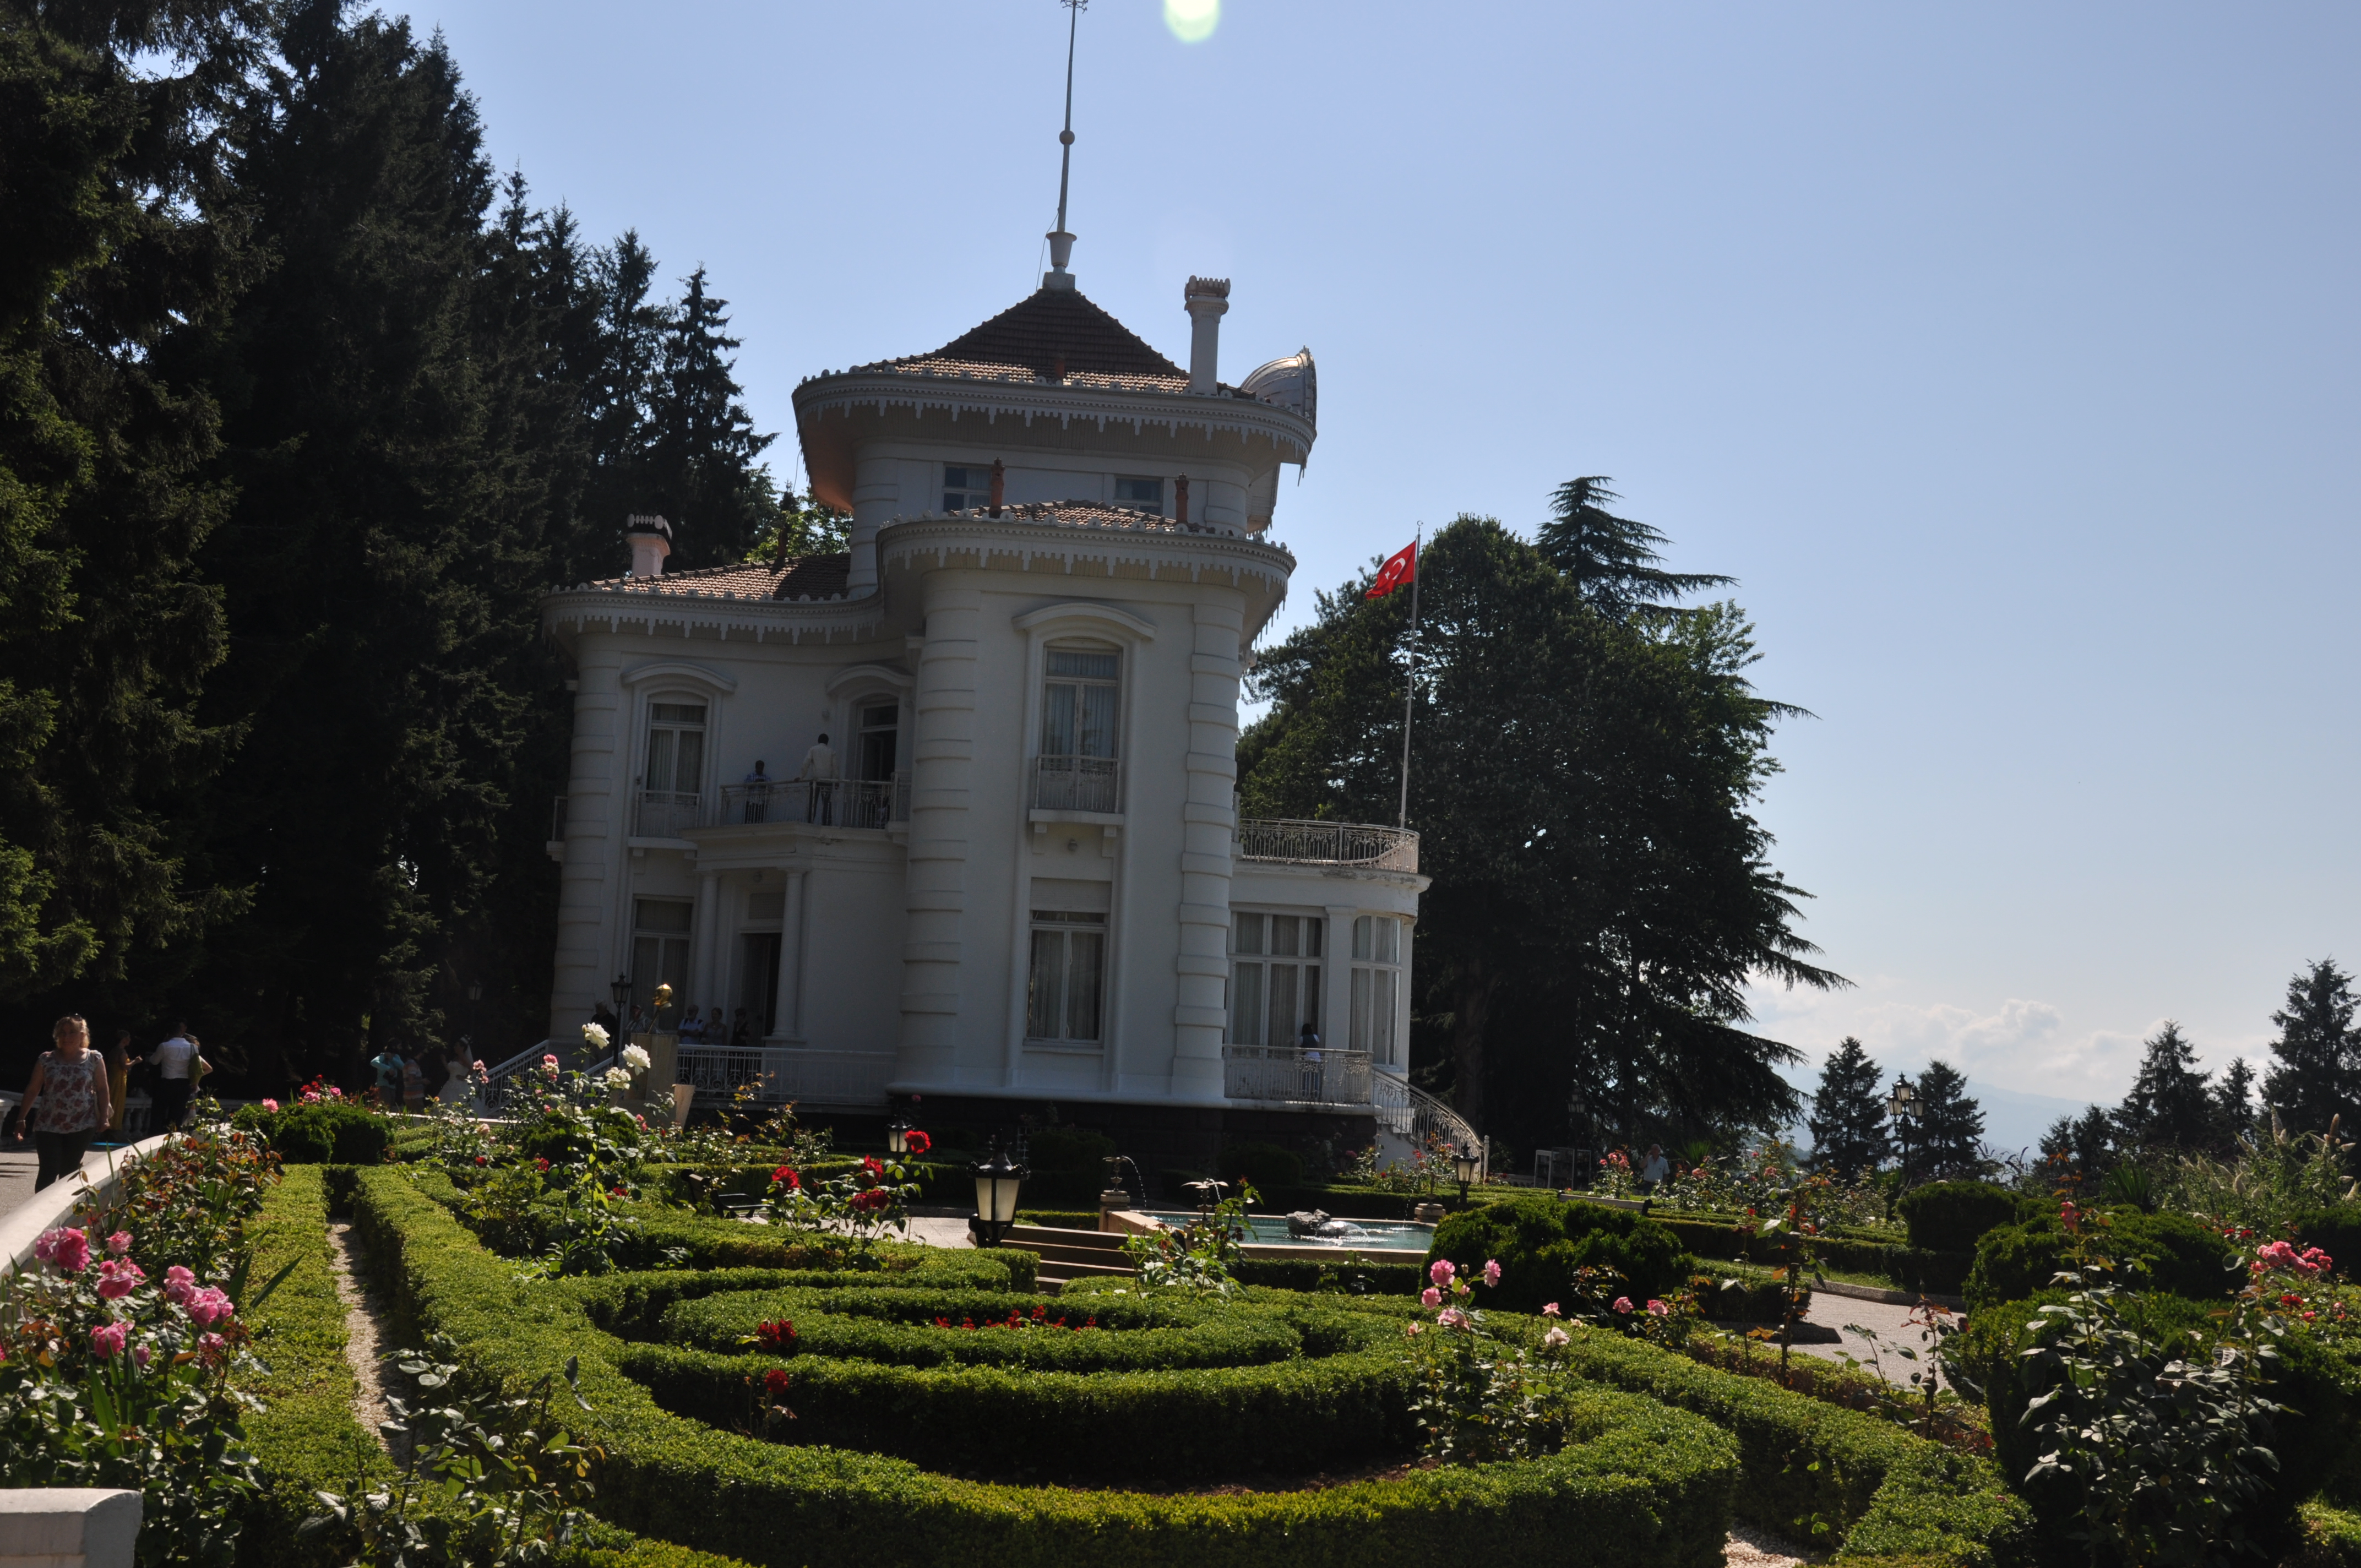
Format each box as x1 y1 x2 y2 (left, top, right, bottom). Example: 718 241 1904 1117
9 1016 213 1191
740 731 841 824
590 999 757 1047
365 1047 478 1112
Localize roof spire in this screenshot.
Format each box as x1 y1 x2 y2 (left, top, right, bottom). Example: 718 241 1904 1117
1043 0 1085 291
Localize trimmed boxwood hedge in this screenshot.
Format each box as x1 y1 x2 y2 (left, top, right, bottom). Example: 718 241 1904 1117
1962 1210 2238 1311
1428 1195 1694 1312
346 1165 1744 1566
1230 1255 1428 1295
659 1285 1307 1370
1650 1213 1973 1296
1894 1182 2030 1255
232 1101 395 1164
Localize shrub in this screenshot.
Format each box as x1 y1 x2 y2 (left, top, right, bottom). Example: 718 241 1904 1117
1231 1256 1427 1295
1428 1196 1693 1314
1217 1140 1305 1191
235 1101 394 1166
346 1167 1743 1566
2286 1206 2361 1266
1895 1182 2027 1254
1964 1210 2238 1310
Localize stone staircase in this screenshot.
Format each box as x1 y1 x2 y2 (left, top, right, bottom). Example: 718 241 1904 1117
999 1224 1136 1294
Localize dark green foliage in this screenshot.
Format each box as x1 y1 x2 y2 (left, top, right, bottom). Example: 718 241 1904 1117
1895 1182 2026 1255
232 1100 392 1164
343 1167 1742 1567
1808 1037 1892 1176
1653 1215 1974 1295
2040 1104 2119 1185
1017 1125 1116 1204
2266 959 2361 1138
2286 1208 2361 1270
1904 1061 1985 1180
1963 1211 2239 1311
0 0 256 1011
2212 1057 2258 1148
1216 1140 1304 1191
1428 1195 1693 1311
1953 1290 2360 1565
1230 1256 1428 1295
1535 477 1735 622
2115 1022 2218 1154
1238 514 1839 1147
1552 1326 2032 1562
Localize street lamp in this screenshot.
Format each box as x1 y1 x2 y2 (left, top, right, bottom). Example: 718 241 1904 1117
1886 1075 1919 1183
610 973 634 1016
969 1141 1028 1248
1452 1145 1482 1207
886 1110 912 1158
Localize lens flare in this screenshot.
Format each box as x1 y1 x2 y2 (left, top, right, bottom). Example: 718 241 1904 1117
1165 0 1218 44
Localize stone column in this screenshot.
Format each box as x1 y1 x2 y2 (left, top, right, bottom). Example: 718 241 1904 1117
899 587 981 1084
846 454 900 597
774 868 808 1042
548 646 624 1041
690 869 722 1016
1171 595 1245 1099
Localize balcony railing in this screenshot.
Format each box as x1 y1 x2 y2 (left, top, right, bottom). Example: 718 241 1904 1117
678 1044 894 1109
1032 754 1120 813
1236 818 1418 873
1372 1071 1487 1178
633 777 907 837
1222 1044 1373 1108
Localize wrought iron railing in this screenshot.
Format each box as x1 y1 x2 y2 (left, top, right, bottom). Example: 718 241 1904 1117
1236 818 1418 872
677 1045 895 1109
635 790 701 838
712 778 901 830
1032 754 1120 813
1372 1071 1486 1178
1221 1044 1373 1108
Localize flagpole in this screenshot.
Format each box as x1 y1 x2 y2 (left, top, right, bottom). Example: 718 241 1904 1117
1397 526 1420 831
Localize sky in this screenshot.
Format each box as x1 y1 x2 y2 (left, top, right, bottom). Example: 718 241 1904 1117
413 0 2359 1151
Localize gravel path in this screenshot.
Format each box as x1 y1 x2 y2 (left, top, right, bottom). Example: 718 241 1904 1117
328 1221 398 1448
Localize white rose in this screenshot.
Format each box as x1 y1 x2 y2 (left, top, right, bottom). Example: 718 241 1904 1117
622 1044 652 1073
601 1066 632 1090
583 1022 610 1049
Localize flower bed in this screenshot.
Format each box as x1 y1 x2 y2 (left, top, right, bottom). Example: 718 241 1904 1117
343 1165 1743 1567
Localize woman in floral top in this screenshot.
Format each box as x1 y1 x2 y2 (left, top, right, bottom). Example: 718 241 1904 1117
14 1014 112 1191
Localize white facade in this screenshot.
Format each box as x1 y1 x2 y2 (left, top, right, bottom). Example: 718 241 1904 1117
540 275 1426 1134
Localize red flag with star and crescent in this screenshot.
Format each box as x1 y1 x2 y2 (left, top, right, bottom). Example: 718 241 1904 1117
1366 540 1417 600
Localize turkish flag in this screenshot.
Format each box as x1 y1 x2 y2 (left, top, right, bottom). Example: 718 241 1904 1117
1366 540 1417 600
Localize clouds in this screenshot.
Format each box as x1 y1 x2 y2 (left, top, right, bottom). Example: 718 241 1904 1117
1745 973 2268 1102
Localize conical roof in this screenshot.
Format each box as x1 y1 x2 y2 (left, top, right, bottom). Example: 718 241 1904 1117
882 287 1189 391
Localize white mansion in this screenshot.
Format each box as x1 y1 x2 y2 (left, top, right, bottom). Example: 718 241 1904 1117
540 253 1454 1164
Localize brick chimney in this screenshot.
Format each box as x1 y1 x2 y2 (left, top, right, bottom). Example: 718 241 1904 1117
625 514 672 579
989 459 1005 518
1184 276 1230 395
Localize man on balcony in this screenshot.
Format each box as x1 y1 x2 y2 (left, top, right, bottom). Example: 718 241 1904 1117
743 760 773 823
798 732 839 825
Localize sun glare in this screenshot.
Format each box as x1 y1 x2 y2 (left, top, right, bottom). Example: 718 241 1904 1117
1164 0 1219 45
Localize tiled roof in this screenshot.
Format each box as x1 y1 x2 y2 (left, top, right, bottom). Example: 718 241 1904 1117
576 553 852 602
863 288 1194 391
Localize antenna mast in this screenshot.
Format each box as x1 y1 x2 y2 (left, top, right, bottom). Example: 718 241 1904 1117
1044 1 1085 287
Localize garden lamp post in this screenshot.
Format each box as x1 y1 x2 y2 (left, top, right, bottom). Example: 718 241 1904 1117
969 1141 1028 1248
1886 1075 1918 1184
1451 1145 1482 1207
886 1110 912 1158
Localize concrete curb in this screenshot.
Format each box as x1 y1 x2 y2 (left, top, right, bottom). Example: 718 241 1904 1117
0 1134 176 1275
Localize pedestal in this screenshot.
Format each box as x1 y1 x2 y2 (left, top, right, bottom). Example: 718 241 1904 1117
645 1031 679 1117
1097 1188 1132 1233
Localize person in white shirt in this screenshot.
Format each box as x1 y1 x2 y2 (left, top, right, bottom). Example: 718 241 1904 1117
148 1024 198 1130
799 733 839 823
1639 1144 1672 1193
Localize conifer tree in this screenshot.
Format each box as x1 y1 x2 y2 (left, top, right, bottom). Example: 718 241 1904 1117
2039 1104 2118 1183
2211 1057 2257 1148
2264 959 2359 1136
1534 477 1733 621
1806 1037 1891 1174
1908 1059 1986 1180
2114 1022 2216 1153
644 266 776 568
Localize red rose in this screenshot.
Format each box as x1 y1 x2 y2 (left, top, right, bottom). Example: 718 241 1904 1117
475 1155 488 1166
862 1155 884 1179
764 1368 791 1395
905 1130 932 1156
772 1167 799 1190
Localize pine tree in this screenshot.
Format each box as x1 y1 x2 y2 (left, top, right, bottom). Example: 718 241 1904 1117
1533 477 1733 621
2264 959 2359 1136
644 266 776 568
1806 1037 1891 1174
2211 1057 2257 1148
1908 1060 1986 1180
2115 1022 2216 1153
0 0 257 1030
2039 1104 2118 1183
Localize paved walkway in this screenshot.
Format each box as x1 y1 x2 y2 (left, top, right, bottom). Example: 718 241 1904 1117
0 1148 36 1222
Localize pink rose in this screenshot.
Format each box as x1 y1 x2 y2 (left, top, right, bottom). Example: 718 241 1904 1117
1428 1259 1456 1286
1541 1302 1562 1317
1405 1322 1424 1336
163 1265 196 1306
96 1259 145 1300
1437 1307 1468 1329
35 1228 90 1274
1646 1299 1669 1317
106 1232 132 1257
197 1332 227 1366
1613 1297 1634 1314
1420 1287 1443 1307
133 1344 152 1369
1482 1259 1502 1288
187 1287 235 1329
1542 1325 1570 1348
261 1098 280 1112
90 1321 128 1359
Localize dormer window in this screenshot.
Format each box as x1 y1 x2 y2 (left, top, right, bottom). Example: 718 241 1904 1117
1113 476 1163 512
943 465 994 512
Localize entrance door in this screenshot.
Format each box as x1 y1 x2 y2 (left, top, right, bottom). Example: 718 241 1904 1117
741 932 782 1037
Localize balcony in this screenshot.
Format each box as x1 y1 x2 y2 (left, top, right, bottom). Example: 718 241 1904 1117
1032 754 1120 814
632 777 907 837
1222 1044 1373 1108
1236 818 1418 873
678 1044 894 1110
